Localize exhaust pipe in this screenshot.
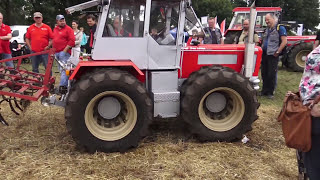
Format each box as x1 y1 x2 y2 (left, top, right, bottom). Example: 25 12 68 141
244 2 257 78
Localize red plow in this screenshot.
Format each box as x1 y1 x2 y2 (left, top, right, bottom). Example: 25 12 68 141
0 50 56 125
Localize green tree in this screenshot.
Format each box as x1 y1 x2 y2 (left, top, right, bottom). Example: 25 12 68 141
231 0 248 7
25 0 89 27
0 0 28 25
299 0 319 31
252 0 319 30
0 0 89 27
193 0 233 25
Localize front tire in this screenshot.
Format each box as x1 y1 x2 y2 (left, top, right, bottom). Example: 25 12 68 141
65 69 153 153
181 66 259 141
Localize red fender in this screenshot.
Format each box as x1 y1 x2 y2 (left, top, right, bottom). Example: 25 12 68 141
69 60 145 82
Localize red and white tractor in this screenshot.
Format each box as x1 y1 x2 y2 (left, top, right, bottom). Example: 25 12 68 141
224 7 315 72
0 0 261 153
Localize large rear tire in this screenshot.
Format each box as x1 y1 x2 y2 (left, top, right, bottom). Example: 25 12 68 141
287 42 313 72
181 66 259 141
65 69 153 153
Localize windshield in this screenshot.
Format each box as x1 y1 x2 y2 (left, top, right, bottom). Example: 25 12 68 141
230 12 279 30
149 1 180 45
184 6 204 35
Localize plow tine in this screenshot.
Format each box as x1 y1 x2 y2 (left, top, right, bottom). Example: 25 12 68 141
0 112 9 126
14 98 23 112
0 50 55 125
9 99 20 115
0 99 7 104
1 96 7 103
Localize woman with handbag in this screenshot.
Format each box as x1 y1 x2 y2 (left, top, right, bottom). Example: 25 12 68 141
299 46 320 180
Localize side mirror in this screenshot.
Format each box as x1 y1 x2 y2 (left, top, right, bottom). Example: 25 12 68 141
12 30 19 37
102 0 109 6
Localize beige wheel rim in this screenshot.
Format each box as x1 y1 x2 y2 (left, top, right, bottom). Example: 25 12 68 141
295 50 310 68
85 91 137 141
198 87 245 132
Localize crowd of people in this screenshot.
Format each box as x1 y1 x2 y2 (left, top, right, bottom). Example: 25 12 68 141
0 12 98 92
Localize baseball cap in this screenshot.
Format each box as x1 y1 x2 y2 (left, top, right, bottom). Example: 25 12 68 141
34 12 42 18
56 15 65 21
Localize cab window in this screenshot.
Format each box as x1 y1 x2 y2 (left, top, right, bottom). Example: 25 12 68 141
149 0 180 45
103 0 146 37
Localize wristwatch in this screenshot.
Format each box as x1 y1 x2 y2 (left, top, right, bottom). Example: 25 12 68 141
276 51 280 54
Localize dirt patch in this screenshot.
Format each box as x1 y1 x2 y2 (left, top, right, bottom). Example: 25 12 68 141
0 99 298 180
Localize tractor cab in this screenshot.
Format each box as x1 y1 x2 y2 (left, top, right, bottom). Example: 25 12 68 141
67 0 211 70
224 7 281 44
229 7 281 32
91 0 190 70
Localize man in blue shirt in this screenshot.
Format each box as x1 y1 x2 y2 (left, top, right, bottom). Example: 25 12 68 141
260 13 287 99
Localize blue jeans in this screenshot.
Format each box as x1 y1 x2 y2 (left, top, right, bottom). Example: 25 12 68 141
1 53 14 68
30 52 48 73
55 51 70 87
303 117 320 180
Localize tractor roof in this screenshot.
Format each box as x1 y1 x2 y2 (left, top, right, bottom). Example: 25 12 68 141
233 7 282 13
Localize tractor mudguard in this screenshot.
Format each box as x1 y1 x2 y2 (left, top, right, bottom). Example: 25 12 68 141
288 40 304 51
283 40 306 63
69 60 145 81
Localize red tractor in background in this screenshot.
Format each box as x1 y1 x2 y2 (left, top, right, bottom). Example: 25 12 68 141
224 7 315 72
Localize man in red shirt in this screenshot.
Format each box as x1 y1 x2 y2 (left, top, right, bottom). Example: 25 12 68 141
0 13 14 68
52 15 75 91
26 12 54 73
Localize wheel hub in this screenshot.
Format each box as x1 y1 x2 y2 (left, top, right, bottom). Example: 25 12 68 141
296 50 311 68
98 97 121 119
302 56 307 61
205 92 227 113
85 91 138 141
199 88 245 132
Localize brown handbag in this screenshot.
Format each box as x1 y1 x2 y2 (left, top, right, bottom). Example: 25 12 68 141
311 95 320 117
278 92 312 152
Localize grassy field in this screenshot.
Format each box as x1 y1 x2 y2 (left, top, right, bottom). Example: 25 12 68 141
0 64 303 180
